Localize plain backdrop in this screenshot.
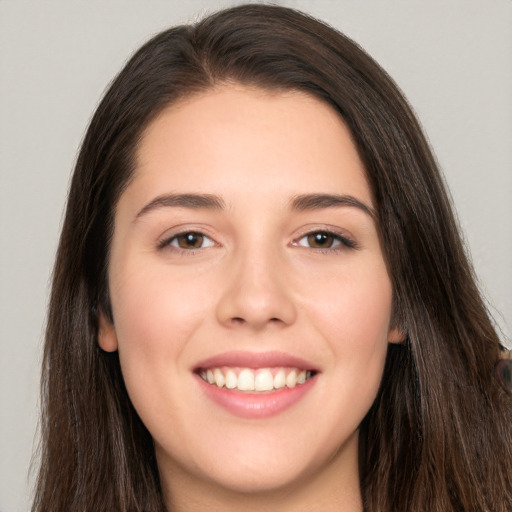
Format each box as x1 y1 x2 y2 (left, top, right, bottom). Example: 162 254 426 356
1 1 511 510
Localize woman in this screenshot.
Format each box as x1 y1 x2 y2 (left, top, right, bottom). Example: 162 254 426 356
32 4 512 511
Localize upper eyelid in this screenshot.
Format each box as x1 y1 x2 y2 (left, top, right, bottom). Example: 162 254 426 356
158 224 217 242
291 224 357 241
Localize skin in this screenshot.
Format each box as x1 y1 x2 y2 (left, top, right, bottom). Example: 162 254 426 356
99 84 403 511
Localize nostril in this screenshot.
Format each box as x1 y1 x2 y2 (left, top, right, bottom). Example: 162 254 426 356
231 316 282 325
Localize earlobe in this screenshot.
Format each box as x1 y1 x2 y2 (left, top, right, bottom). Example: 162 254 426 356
387 327 406 344
97 312 118 352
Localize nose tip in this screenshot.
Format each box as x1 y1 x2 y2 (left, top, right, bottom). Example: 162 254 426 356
215 258 297 330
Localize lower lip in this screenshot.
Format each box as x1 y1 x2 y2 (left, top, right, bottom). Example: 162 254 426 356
195 374 317 419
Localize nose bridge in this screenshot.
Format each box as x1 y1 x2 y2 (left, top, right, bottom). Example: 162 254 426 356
215 233 296 329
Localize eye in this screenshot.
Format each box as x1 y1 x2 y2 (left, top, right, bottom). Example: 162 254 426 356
164 232 215 250
296 231 356 250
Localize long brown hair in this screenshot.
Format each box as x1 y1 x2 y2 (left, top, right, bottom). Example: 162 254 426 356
33 4 512 511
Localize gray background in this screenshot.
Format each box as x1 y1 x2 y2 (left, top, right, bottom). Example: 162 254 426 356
1 1 511 510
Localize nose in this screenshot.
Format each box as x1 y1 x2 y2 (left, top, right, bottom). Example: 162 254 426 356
215 245 297 330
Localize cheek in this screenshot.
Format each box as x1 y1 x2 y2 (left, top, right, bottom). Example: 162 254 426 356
301 262 392 391
307 263 393 341
112 260 211 344
109 261 214 398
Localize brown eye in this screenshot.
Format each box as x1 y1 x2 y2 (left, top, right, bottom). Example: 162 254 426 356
307 232 335 248
176 233 203 249
296 231 356 250
168 232 215 250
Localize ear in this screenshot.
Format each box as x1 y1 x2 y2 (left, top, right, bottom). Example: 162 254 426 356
97 311 118 352
387 327 406 344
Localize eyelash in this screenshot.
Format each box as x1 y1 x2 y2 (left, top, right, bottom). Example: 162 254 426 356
158 231 216 253
158 228 357 254
294 230 357 251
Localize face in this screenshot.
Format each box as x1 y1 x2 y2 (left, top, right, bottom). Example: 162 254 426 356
99 85 402 506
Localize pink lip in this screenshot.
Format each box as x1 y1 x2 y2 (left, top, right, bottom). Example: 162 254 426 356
193 350 317 371
192 351 319 419
195 373 317 419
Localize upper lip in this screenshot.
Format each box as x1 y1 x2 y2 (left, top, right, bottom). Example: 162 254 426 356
193 350 318 372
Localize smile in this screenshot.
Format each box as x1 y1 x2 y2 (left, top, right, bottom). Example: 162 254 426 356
198 367 314 392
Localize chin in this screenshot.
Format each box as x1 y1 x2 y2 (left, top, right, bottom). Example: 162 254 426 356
155 422 360 500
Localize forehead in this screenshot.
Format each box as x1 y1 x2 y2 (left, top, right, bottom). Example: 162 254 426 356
128 84 372 208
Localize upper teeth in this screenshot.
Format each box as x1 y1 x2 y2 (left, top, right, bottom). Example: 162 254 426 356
199 367 312 392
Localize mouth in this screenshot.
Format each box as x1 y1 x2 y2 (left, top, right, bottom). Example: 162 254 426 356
192 351 319 419
196 366 316 393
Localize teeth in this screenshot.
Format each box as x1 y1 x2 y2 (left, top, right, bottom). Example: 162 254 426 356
199 367 313 392
225 369 237 389
286 369 297 388
255 370 274 391
238 369 255 391
214 368 225 388
274 369 286 389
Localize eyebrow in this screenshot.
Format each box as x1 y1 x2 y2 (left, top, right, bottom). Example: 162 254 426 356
289 193 375 218
135 193 226 219
134 192 375 220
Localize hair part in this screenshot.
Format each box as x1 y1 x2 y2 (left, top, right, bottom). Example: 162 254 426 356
33 4 512 511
